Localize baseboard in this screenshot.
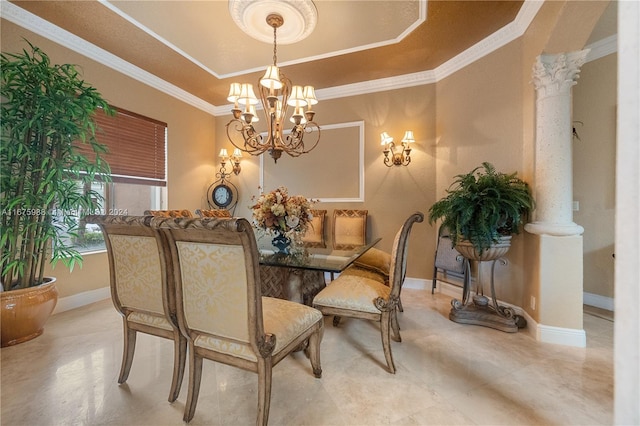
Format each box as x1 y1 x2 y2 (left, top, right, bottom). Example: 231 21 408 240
53 286 110 315
536 323 587 348
583 292 614 311
403 277 429 290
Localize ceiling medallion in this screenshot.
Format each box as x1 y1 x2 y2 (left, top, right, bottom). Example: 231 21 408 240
228 0 318 44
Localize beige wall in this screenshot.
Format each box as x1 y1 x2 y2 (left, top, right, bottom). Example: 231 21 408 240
435 40 528 307
2 20 217 299
573 54 617 299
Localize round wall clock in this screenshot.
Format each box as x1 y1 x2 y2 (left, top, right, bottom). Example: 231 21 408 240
212 183 233 208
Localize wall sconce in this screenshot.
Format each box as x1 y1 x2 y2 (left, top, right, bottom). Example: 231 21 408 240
381 130 414 167
218 148 242 176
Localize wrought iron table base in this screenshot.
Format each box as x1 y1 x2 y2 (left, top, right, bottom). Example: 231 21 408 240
449 258 526 333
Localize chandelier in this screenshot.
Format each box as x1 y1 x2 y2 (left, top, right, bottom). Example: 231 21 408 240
225 13 320 163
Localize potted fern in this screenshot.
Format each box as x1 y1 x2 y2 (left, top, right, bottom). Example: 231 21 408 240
428 162 534 261
1 41 112 346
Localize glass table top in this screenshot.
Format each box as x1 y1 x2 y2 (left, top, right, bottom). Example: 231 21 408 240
258 238 381 273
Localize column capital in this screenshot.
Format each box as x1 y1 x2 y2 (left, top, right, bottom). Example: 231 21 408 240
532 50 590 99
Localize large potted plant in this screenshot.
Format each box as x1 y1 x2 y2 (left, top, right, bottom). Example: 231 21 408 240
1 42 112 346
428 162 534 332
428 162 534 261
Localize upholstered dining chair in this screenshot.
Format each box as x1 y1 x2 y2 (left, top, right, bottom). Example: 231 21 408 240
301 209 327 248
152 217 324 425
194 208 231 218
85 215 186 402
313 212 424 374
144 209 193 218
332 209 368 250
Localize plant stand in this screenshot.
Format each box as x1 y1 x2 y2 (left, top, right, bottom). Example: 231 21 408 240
449 237 526 333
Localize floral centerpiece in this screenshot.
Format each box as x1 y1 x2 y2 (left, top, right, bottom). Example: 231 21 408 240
251 186 314 254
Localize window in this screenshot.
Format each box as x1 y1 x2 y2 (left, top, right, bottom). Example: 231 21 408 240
66 107 167 253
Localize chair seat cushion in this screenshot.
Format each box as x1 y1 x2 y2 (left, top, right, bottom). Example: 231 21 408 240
313 274 390 314
262 297 323 355
194 297 322 362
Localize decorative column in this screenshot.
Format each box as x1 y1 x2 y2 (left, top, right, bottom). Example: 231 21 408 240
525 50 589 347
525 50 589 236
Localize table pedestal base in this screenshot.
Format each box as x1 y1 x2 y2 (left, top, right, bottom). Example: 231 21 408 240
259 266 326 306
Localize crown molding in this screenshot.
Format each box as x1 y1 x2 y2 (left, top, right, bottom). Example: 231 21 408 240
1 0 219 115
585 34 617 63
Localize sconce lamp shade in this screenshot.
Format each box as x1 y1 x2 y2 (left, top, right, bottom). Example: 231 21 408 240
232 148 243 159
219 148 229 160
380 131 394 145
402 130 415 144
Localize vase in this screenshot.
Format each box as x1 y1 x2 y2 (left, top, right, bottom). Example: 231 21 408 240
272 232 291 255
1 278 58 347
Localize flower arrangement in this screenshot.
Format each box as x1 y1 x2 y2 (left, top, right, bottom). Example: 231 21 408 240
251 186 314 238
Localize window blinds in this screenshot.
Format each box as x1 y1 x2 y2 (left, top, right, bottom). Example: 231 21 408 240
77 107 167 187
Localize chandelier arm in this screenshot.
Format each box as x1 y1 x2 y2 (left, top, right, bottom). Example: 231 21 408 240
226 118 268 156
282 123 321 157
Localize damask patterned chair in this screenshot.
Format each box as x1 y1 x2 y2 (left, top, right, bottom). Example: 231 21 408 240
152 217 324 425
313 212 424 374
144 209 193 218
301 209 327 248
332 209 367 250
194 208 232 218
85 215 186 402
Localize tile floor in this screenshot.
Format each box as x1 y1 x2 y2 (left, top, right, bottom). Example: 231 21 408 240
1 288 613 425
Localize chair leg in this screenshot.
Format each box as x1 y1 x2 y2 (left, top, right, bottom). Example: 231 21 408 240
397 297 404 312
391 308 402 343
118 322 137 384
168 333 187 403
257 358 273 426
183 345 203 423
380 312 396 374
308 324 324 378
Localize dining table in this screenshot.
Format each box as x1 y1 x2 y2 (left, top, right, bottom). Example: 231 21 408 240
258 238 382 305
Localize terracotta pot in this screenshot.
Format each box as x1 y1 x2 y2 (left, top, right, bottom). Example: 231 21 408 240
455 236 512 261
1 278 58 347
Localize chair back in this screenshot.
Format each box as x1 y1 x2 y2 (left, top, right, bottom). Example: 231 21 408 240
301 209 327 248
388 212 424 300
195 209 232 218
333 209 367 249
145 209 193 218
153 217 267 359
87 215 174 325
